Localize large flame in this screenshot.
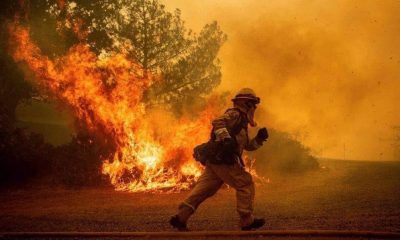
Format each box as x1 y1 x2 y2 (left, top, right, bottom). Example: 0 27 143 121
8 22 221 192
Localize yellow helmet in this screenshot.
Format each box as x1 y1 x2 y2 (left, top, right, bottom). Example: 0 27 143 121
232 88 260 104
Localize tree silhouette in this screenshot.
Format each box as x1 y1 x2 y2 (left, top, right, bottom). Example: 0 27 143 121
42 0 227 111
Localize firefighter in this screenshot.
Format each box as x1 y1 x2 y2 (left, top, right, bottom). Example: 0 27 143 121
170 88 269 231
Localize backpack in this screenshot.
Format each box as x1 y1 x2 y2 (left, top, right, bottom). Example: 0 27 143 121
193 108 248 165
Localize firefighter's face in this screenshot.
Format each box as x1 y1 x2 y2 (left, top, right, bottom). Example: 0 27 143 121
245 100 258 110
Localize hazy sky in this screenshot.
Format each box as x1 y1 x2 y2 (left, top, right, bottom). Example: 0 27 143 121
162 0 400 160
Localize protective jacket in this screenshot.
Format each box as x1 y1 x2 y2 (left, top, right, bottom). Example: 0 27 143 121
212 108 262 157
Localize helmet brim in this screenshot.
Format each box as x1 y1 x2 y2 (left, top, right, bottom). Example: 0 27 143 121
232 96 260 104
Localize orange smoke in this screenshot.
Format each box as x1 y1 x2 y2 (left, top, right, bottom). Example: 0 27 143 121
8 22 221 192
164 0 400 161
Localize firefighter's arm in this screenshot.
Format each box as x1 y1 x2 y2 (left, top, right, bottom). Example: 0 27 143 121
245 137 263 151
245 127 269 151
212 109 241 141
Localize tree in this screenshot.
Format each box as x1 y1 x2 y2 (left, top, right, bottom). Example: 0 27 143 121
41 0 227 111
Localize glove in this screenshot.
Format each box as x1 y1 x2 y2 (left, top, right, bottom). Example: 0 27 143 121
256 127 269 142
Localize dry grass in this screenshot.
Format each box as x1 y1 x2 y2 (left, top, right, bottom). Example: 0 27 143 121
0 160 399 232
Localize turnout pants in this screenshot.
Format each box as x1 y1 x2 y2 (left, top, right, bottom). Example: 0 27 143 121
177 161 255 226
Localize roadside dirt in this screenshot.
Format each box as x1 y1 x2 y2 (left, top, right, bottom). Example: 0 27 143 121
0 160 399 232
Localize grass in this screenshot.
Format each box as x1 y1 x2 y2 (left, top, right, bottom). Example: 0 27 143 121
0 159 399 232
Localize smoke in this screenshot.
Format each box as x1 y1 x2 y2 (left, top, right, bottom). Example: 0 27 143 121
163 0 400 160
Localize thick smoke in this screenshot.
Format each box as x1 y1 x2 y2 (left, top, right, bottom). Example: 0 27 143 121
164 0 400 160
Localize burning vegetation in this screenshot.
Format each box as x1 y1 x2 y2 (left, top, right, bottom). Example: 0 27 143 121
8 21 227 192
5 0 229 192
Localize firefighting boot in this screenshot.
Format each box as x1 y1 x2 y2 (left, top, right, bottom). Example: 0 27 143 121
169 215 189 231
170 203 193 231
241 218 266 231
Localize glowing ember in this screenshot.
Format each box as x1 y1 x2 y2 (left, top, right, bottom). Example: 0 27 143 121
8 22 221 193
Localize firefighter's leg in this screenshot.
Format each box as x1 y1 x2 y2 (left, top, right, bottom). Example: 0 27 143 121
176 164 223 224
208 162 255 227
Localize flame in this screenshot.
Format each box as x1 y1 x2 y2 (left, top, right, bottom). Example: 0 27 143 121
8 22 221 192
